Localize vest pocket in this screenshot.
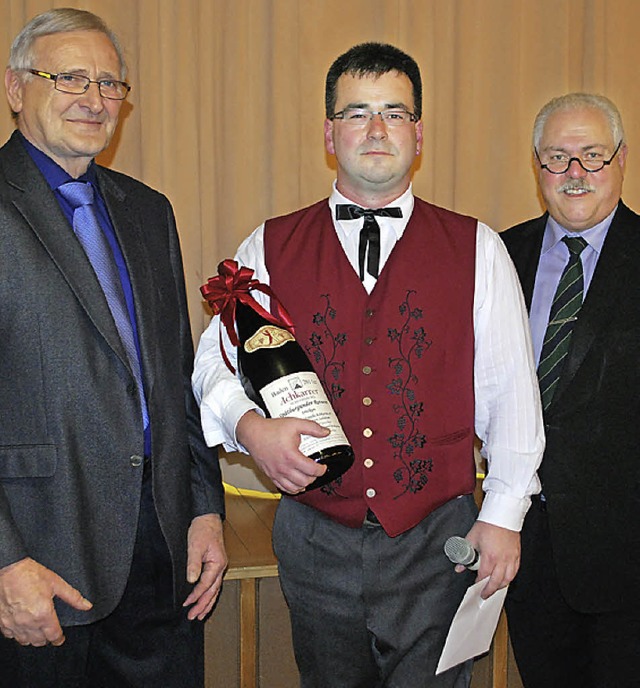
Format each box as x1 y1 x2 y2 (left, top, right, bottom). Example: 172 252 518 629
429 427 471 446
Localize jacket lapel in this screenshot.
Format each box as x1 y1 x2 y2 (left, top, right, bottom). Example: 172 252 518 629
0 134 131 375
505 215 546 311
96 169 157 399
552 202 639 404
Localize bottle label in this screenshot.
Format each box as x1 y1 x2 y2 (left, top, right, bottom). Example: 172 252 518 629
259 371 351 457
244 325 295 353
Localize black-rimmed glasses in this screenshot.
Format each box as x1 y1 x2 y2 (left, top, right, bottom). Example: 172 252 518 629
27 69 131 101
535 140 623 174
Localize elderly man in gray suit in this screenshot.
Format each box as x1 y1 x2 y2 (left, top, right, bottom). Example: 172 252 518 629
0 8 226 687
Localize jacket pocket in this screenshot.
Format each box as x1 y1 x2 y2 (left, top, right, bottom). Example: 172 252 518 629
0 445 57 478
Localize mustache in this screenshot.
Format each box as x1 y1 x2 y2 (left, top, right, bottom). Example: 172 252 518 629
556 178 596 193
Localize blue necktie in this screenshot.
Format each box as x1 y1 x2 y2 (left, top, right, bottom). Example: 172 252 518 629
58 181 149 431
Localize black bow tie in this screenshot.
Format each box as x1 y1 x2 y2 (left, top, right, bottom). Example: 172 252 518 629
335 204 403 280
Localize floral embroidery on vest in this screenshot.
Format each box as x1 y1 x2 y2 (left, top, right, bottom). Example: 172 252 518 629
306 294 349 496
388 290 434 498
306 294 347 403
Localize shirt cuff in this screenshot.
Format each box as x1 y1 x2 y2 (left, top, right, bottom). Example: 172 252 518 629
199 394 261 453
477 490 532 532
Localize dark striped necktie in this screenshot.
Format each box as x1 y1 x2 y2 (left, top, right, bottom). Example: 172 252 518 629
537 235 588 410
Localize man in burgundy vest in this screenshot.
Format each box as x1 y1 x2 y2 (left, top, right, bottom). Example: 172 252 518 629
194 43 543 687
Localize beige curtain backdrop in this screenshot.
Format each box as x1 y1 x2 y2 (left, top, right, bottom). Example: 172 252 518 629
3 0 640 336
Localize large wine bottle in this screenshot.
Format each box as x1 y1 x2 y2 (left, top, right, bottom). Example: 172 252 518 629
234 301 354 490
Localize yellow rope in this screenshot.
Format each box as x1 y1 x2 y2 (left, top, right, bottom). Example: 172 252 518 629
223 482 281 499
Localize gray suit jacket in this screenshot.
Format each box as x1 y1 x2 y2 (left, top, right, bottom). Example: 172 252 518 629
0 131 224 625
501 201 640 612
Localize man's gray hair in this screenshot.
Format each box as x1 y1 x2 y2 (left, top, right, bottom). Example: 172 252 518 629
8 7 127 79
532 93 625 150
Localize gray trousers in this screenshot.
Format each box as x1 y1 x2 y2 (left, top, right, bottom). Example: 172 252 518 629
273 495 477 688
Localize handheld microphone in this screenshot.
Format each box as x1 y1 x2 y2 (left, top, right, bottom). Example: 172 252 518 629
444 536 480 571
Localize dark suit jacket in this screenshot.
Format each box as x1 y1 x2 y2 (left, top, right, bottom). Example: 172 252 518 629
501 201 640 612
0 131 224 625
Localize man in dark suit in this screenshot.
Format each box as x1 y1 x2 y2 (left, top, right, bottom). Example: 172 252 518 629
0 8 226 687
502 93 640 688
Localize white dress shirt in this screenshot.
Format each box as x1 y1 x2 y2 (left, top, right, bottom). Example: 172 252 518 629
193 183 544 531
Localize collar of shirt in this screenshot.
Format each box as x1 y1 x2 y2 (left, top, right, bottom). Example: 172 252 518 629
17 130 98 189
18 132 110 240
328 182 414 292
328 180 414 240
542 207 616 258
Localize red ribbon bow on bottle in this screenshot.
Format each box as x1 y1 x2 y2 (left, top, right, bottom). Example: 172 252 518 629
200 259 295 373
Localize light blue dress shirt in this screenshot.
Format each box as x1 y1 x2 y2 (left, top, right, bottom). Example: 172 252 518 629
529 208 617 366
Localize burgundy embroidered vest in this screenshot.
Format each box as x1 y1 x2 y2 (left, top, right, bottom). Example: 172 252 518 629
264 198 477 536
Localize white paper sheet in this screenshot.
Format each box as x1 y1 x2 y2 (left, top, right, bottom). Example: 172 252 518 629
435 577 508 675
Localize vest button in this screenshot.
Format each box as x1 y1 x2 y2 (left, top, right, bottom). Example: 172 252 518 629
130 454 143 468
365 309 375 318
366 488 376 498
363 458 374 468
362 365 372 375
362 396 372 406
365 337 375 345
363 427 373 438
